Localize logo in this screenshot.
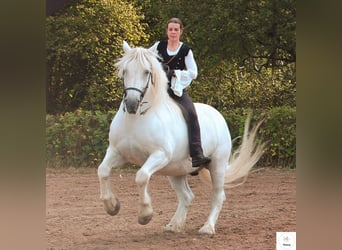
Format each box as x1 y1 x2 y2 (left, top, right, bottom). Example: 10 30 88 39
276 232 296 250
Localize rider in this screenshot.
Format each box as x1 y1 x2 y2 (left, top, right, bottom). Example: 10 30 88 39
150 17 211 168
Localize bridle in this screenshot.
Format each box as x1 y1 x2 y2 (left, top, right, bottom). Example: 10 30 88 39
123 72 152 101
123 72 153 114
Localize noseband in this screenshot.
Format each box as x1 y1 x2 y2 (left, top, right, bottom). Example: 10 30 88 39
123 72 152 98
123 86 147 100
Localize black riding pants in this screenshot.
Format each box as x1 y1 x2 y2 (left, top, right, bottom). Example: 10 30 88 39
167 88 204 157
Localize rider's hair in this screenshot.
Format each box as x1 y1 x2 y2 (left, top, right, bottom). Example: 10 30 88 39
166 17 183 30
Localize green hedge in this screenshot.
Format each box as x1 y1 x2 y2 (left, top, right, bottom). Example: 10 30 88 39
46 107 295 168
221 107 296 168
46 109 115 168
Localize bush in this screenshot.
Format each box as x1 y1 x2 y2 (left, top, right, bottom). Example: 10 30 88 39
189 60 296 113
259 106 296 167
46 107 295 168
46 0 149 114
46 109 115 168
221 107 296 168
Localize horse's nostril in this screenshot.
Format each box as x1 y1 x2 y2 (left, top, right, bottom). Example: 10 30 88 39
127 108 137 114
125 99 139 114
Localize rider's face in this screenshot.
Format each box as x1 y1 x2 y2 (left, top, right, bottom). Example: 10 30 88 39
167 22 182 42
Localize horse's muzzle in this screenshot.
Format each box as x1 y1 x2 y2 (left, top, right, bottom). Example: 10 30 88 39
124 98 140 114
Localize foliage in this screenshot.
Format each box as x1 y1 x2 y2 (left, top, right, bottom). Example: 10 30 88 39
46 0 296 114
259 106 296 167
46 107 295 168
46 0 149 114
189 59 296 112
221 107 296 168
46 0 296 168
141 0 296 70
46 109 115 167
137 0 297 110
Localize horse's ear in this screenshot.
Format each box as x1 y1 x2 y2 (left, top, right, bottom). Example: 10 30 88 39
123 40 131 53
148 45 154 52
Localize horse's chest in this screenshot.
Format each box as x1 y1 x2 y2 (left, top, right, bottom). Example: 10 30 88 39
121 136 148 151
115 133 153 164
110 114 183 164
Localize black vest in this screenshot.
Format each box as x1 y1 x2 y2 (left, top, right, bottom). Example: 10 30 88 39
157 40 191 70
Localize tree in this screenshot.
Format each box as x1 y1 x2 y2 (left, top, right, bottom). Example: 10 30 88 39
140 0 295 68
47 0 296 113
46 0 149 114
140 0 296 110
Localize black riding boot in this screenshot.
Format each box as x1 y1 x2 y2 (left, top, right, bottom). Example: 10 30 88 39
187 116 211 168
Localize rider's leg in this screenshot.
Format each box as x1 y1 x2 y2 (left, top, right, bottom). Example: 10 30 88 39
168 89 211 167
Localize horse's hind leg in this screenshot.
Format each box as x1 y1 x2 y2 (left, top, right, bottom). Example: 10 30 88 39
97 147 125 216
164 175 194 233
199 166 226 235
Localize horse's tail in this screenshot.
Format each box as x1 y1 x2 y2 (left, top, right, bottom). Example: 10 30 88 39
199 114 265 189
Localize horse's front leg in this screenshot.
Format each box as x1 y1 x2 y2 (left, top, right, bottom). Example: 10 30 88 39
97 146 126 216
135 150 170 225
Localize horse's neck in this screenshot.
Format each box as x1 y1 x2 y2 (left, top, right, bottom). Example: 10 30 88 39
147 86 176 108
150 95 185 126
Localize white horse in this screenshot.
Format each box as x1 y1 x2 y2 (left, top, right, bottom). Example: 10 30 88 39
97 41 264 235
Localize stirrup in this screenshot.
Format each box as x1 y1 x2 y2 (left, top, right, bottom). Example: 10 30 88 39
189 165 208 176
192 156 211 168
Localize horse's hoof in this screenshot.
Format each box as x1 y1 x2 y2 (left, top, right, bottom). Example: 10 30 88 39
104 198 120 216
138 214 153 225
164 224 175 232
199 224 215 236
164 223 184 233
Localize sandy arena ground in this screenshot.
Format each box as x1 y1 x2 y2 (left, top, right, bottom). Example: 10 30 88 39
46 168 296 249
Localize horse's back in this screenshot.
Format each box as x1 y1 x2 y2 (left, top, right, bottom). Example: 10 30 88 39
194 103 231 156
194 103 229 133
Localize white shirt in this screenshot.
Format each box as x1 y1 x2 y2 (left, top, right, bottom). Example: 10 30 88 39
150 41 198 97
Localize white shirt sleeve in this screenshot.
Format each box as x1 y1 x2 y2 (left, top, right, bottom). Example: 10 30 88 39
171 49 198 97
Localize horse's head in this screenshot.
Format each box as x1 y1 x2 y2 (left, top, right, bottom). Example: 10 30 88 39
116 41 168 114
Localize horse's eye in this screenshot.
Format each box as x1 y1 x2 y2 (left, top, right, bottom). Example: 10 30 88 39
144 70 150 75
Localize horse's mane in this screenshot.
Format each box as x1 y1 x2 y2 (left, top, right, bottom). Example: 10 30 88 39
115 47 169 106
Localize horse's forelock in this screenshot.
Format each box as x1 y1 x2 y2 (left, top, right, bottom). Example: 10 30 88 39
116 48 153 74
